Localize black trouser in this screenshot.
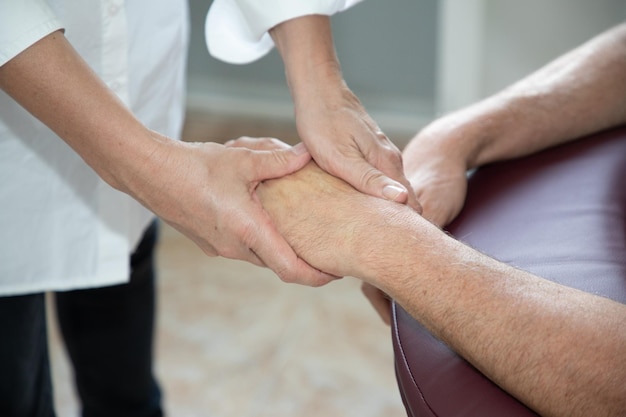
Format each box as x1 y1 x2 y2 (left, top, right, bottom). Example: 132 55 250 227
0 221 162 417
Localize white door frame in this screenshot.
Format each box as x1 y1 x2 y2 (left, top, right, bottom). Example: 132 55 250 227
436 0 486 114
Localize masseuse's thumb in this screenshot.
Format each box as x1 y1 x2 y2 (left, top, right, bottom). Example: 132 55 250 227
341 157 410 204
249 142 311 181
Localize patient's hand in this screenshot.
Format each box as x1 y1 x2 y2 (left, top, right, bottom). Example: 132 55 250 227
257 159 421 289
228 136 411 323
256 160 368 278
224 137 354 276
226 136 370 278
403 120 469 228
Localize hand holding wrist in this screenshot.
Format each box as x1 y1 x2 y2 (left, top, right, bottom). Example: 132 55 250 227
256 160 423 283
270 14 418 209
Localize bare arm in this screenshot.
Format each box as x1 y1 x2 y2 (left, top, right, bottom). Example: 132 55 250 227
0 31 334 286
269 15 420 210
404 23 626 227
256 160 626 417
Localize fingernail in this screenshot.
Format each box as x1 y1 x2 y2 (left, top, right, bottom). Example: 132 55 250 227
382 184 406 201
292 142 308 155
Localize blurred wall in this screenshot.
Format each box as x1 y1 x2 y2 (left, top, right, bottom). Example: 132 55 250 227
186 0 439 135
483 0 626 95
187 0 626 142
438 0 626 113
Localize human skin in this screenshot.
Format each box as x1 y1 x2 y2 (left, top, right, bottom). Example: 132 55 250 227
0 30 334 286
364 22 626 325
269 14 420 211
254 158 626 417
403 23 626 228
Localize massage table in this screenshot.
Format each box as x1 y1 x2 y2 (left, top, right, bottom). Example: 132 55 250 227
392 125 626 416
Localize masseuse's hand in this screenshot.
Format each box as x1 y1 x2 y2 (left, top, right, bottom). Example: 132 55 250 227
270 14 420 212
138 132 336 287
361 123 455 322
0 29 330 288
403 118 470 228
296 83 421 212
227 136 398 324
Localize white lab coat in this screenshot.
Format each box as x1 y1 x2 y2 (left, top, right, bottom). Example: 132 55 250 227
0 0 188 295
0 0 361 296
206 0 364 64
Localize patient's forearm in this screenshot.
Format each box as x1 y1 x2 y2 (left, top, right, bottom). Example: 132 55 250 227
483 23 626 164
417 23 626 171
257 162 626 417
385 232 626 417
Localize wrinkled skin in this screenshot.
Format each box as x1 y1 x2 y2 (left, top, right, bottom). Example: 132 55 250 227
227 136 403 323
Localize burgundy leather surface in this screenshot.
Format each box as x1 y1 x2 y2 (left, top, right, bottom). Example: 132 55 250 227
392 126 626 417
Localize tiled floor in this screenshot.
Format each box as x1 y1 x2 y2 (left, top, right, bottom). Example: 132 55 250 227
47 112 406 416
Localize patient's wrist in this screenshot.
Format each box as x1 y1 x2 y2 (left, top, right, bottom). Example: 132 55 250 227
256 160 451 286
348 202 433 287
409 91 530 175
257 161 365 278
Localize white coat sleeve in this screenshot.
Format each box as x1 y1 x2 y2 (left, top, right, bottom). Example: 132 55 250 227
206 0 364 64
0 0 64 66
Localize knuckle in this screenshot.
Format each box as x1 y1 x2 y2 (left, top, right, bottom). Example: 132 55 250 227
275 267 297 284
375 130 389 142
234 220 258 251
384 146 404 165
217 246 239 260
308 277 328 288
201 245 218 257
359 166 386 188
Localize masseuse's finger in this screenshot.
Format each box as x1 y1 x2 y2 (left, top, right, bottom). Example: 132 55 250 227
225 136 292 151
293 84 422 213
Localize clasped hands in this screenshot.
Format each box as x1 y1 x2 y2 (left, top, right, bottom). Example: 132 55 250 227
226 136 424 324
223 123 473 324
